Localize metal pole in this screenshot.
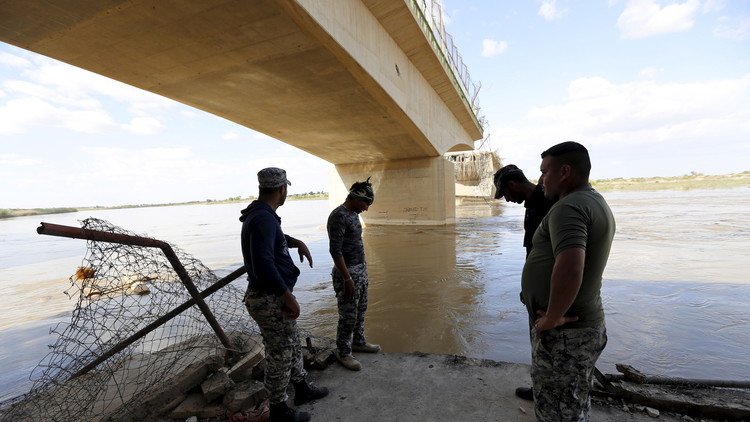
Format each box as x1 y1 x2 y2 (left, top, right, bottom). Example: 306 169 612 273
159 246 234 352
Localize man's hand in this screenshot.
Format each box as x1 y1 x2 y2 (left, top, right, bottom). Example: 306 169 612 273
343 278 355 299
533 309 578 333
295 240 313 268
280 290 301 320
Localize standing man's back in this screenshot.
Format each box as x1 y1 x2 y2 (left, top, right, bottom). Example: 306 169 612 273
240 167 329 422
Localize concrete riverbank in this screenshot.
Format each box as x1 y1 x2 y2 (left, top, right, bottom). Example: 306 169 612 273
298 352 689 421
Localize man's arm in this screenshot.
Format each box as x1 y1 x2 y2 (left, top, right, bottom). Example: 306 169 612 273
332 255 354 299
285 235 313 268
533 246 584 333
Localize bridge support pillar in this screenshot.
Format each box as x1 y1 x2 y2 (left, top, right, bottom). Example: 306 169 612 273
330 157 455 226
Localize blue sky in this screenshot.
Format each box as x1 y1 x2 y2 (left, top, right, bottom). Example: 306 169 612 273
1 0 749 208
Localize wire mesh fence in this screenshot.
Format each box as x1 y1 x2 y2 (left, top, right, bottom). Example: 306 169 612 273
0 218 259 421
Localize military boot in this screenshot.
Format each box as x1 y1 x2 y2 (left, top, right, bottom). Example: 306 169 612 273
515 386 534 401
352 342 381 353
293 379 330 406
269 401 310 422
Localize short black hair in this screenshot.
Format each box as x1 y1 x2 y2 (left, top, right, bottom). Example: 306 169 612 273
541 141 591 178
502 169 530 184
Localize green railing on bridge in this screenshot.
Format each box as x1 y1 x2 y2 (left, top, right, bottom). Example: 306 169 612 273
407 0 485 130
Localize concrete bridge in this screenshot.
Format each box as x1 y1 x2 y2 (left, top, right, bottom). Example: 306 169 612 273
0 0 484 224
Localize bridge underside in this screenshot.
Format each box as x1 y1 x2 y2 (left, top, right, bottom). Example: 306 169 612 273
0 0 482 224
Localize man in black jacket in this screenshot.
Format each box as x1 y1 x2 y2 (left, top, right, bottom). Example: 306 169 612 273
494 164 556 257
240 167 328 422
494 164 556 401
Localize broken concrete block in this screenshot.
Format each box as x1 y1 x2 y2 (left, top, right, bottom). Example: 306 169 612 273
251 358 266 381
228 342 265 381
201 368 235 403
170 393 226 419
312 349 335 370
157 392 187 415
170 393 207 419
223 380 268 413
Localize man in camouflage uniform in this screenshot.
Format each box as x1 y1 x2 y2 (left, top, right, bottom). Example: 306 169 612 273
493 164 557 401
240 167 329 422
521 142 615 421
327 178 380 371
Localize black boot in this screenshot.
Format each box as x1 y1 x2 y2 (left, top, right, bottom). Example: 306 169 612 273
269 401 311 422
293 379 330 406
515 386 534 401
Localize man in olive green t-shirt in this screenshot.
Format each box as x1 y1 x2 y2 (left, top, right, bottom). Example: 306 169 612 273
521 141 615 422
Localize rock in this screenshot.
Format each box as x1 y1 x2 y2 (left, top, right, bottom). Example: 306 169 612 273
157 393 187 414
223 380 268 413
634 405 646 412
251 358 266 381
681 416 694 421
312 349 335 370
201 368 234 403
127 281 150 295
170 392 226 419
228 342 265 382
185 417 198 422
622 404 630 412
645 407 660 418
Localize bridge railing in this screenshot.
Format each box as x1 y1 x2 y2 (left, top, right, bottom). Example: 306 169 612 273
408 0 482 124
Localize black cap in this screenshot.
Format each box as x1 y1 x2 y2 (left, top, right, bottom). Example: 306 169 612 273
493 164 523 199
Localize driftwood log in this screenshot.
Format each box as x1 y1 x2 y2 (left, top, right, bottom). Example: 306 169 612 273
591 364 750 420
610 364 750 389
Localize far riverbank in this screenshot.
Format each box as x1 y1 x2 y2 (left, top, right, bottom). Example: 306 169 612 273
592 170 750 191
3 171 749 220
0 192 327 220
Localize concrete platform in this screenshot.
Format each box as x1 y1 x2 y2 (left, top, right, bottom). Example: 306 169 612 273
299 352 687 422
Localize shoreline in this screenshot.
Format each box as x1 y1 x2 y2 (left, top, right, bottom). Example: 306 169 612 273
3 172 749 220
592 171 750 192
0 193 328 220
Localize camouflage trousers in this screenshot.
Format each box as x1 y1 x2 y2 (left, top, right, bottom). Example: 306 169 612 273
530 323 607 422
244 291 307 404
331 263 369 356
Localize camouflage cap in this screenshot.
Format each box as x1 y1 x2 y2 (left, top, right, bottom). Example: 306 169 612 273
257 167 291 189
493 164 524 199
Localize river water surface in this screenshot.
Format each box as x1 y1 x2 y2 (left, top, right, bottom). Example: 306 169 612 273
1 188 749 401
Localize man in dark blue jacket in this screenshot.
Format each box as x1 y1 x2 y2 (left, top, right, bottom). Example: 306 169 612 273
240 167 328 422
